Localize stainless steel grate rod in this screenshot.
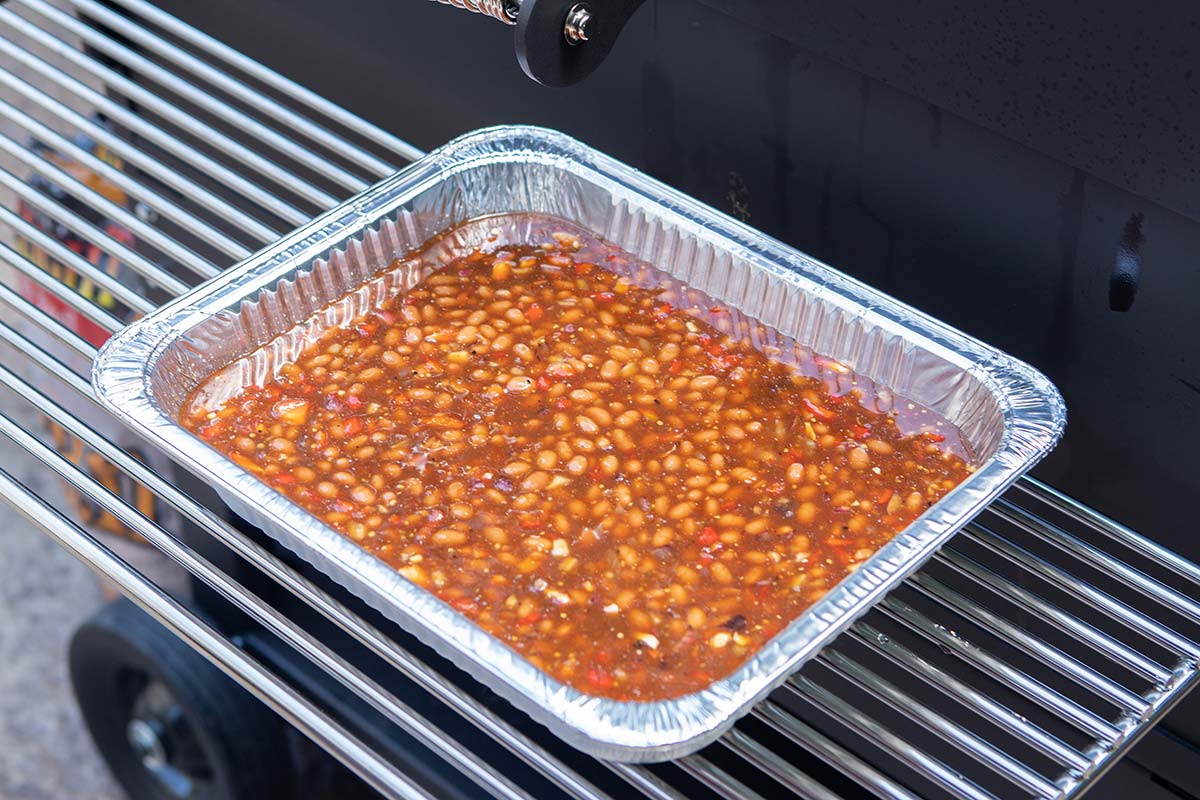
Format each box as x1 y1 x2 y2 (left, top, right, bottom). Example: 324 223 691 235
105 0 424 160
0 97 247 262
845 621 1090 773
0 35 312 225
0 63 284 241
11 0 374 190
54 0 398 177
0 5 342 208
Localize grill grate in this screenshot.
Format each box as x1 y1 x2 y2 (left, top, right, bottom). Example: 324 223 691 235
0 2 1196 798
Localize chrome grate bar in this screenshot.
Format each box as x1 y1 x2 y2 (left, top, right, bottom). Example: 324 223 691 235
0 3 1197 799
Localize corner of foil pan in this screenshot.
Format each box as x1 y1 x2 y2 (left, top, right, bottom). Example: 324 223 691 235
93 310 185 423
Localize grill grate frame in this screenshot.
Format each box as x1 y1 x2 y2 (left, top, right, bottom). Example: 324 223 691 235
0 2 1196 798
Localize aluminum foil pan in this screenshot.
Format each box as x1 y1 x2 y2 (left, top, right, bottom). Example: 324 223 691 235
93 125 1066 761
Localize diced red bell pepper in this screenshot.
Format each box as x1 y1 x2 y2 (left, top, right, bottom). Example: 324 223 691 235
527 303 545 322
587 667 614 689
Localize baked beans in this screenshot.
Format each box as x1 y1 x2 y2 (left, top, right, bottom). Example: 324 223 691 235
184 222 971 700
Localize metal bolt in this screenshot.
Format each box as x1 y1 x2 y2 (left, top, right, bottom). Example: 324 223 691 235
127 718 167 769
563 3 591 44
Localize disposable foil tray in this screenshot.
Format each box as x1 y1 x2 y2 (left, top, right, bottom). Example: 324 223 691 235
93 125 1066 761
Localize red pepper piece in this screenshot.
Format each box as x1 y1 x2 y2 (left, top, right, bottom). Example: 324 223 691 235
873 488 894 505
518 611 541 625
587 667 614 689
697 526 719 546
851 424 871 439
668 359 684 374
535 374 551 392
574 261 595 275
527 303 545 322
346 395 362 410
594 291 616 305
925 432 947 442
518 514 545 530
803 397 835 421
344 417 363 436
273 473 296 486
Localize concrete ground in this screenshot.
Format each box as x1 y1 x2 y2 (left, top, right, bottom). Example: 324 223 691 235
0 397 122 800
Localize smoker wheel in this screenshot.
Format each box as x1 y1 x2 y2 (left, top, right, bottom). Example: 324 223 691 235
69 598 296 800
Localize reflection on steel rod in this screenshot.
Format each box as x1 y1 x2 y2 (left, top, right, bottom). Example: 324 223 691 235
104 0 425 162
0 284 95 359
15 0 372 191
816 649 1059 797
0 38 310 225
720 728 842 800
1018 478 1200 586
0 97 252 260
0 469 436 800
58 0 398 177
847 621 1091 772
753 700 923 800
0 6 340 209
786 674 1000 800
0 161 190 295
877 595 1120 743
967 525 1200 660
676 755 770 800
0 242 122 331
0 66 282 242
0 204 153 314
994 499 1200 629
935 545 1171 682
908 571 1149 713
0 128 226 274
